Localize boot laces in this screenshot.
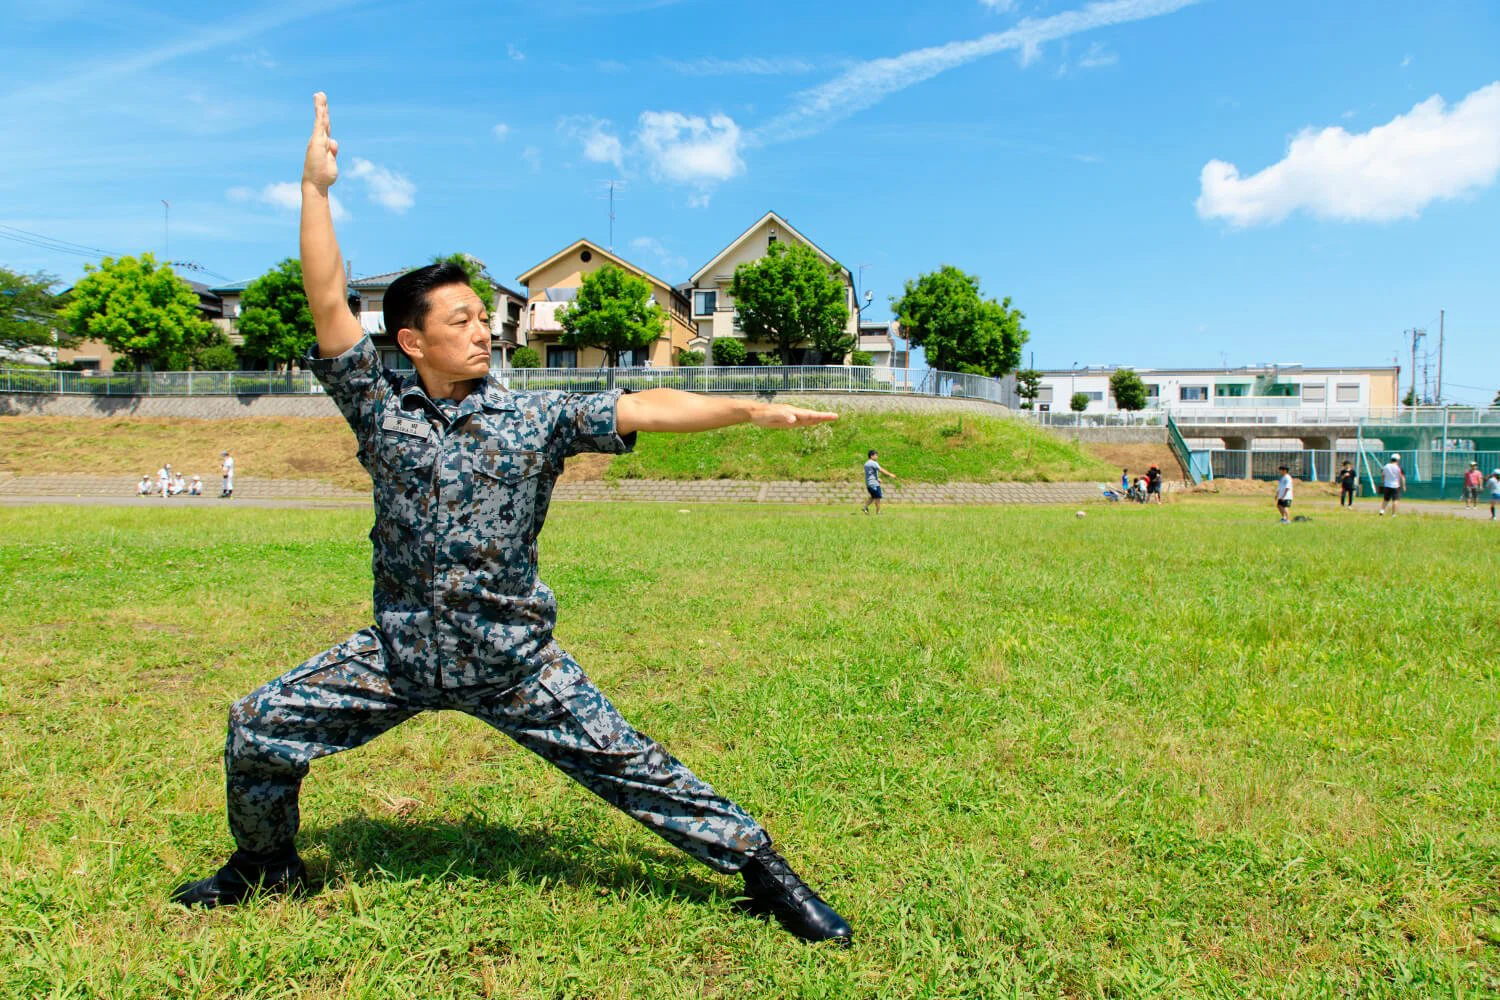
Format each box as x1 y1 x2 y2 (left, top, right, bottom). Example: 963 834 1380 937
752 848 816 905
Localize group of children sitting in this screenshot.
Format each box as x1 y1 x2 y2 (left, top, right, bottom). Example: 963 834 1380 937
136 465 203 497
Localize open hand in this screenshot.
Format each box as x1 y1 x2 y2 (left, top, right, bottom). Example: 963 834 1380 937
750 404 839 428
302 92 339 192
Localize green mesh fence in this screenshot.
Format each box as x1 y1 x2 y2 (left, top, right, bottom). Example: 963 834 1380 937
1358 415 1500 501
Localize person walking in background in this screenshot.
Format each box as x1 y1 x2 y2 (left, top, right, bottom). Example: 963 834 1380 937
220 450 235 499
862 449 898 514
1379 454 1405 516
158 464 171 500
1337 461 1357 508
1462 461 1482 509
1146 464 1163 504
1275 464 1294 523
1488 468 1500 521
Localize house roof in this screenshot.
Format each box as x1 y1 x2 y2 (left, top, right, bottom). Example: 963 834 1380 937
688 210 850 284
207 279 254 294
516 239 686 302
350 268 523 300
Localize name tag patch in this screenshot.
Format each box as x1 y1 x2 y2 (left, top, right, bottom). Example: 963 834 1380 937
381 414 431 439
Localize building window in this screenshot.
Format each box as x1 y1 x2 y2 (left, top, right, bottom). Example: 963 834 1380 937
379 349 414 371
1215 383 1249 397
1302 384 1326 402
580 250 592 263
1038 387 1054 404
1180 385 1209 402
1085 391 1104 401
1144 383 1159 398
693 290 716 316
547 346 577 369
1336 383 1360 403
1263 382 1301 397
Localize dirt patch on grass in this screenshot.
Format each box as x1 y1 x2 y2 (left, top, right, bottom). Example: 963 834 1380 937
1087 443 1185 479
558 453 611 483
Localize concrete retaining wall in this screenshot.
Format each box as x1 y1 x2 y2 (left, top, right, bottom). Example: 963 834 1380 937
1056 426 1167 444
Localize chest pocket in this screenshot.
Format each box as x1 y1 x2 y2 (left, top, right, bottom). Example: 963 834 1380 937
471 448 547 530
372 421 438 483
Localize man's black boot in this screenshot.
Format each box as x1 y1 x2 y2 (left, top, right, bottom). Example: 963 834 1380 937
737 845 852 946
170 849 307 909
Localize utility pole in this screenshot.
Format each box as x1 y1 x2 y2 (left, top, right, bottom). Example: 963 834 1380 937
1436 309 1444 405
1407 328 1424 407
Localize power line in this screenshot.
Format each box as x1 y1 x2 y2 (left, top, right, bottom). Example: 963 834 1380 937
0 223 124 258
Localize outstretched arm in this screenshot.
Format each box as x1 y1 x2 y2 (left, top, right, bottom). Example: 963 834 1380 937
300 92 362 360
878 463 898 480
616 389 836 435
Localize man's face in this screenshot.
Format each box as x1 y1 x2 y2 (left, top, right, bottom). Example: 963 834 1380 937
401 283 491 386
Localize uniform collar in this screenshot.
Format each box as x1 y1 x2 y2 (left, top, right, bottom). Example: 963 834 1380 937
398 371 516 420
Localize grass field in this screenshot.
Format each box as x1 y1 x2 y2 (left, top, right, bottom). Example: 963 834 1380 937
2 501 1498 998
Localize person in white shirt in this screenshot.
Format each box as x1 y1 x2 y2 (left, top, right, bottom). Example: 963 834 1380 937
190 475 203 496
220 450 235 499
137 475 152 496
1275 464 1293 523
1379 454 1405 516
158 465 171 500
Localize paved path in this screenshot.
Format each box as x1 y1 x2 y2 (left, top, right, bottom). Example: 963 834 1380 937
0 473 1105 508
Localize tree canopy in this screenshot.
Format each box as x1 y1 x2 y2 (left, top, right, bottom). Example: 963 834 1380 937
729 241 850 364
1014 368 1042 409
891 266 1028 377
558 264 665 366
1070 392 1090 413
59 254 215 370
1109 369 1149 411
237 258 315 368
0 268 68 356
431 253 497 315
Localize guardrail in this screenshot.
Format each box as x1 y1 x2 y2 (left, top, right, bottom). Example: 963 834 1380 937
0 364 1018 406
1021 405 1500 427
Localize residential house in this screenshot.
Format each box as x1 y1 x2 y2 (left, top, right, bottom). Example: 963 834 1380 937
682 211 859 364
515 239 694 368
1034 364 1400 417
857 320 899 368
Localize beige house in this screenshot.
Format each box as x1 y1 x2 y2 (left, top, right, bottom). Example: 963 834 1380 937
682 211 859 364
515 239 694 368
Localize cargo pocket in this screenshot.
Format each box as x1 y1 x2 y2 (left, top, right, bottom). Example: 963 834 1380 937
279 630 383 688
536 658 624 750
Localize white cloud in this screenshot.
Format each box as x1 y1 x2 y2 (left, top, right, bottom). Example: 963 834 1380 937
661 56 818 76
507 43 525 62
628 236 688 274
348 157 416 213
1078 41 1118 68
1401 54 1412 69
755 0 1199 143
636 111 745 196
1196 82 1500 227
980 0 1018 9
229 181 348 221
560 116 624 168
232 47 276 69
522 146 542 172
492 122 511 141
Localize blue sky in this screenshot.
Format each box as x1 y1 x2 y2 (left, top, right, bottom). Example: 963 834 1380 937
3 0 1497 402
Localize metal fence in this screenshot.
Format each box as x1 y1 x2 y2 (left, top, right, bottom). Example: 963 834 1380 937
1021 405 1500 427
0 364 1019 406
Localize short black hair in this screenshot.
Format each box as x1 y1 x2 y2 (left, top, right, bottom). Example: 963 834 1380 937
868 449 877 458
383 261 473 338
1278 464 1290 472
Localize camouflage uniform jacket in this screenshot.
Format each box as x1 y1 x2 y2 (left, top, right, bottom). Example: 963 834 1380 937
308 336 635 687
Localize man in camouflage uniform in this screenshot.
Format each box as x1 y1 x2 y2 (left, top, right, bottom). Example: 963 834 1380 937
171 93 852 946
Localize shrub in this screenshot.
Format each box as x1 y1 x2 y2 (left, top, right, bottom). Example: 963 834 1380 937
850 351 873 367
675 349 704 367
195 342 240 371
711 339 747 366
1070 392 1090 413
511 347 541 369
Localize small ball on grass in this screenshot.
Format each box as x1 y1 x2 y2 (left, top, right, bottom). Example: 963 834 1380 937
1075 510 1086 518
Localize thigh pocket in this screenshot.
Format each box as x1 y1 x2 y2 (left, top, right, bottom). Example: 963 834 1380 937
536 658 624 750
279 630 384 688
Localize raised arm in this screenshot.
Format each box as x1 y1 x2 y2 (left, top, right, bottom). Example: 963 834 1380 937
300 92 362 359
616 389 836 435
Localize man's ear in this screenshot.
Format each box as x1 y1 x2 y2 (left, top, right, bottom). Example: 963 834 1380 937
395 326 423 361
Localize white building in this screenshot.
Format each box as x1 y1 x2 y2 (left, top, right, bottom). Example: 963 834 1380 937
1034 364 1401 419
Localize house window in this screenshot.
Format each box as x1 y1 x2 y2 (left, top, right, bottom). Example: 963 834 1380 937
547 347 577 368
1037 387 1054 404
1145 383 1159 398
1336 383 1360 403
616 349 643 368
1302 384 1326 402
693 291 716 316
380 349 414 371
1180 385 1209 402
1215 383 1248 397
1263 382 1300 397
1085 391 1104 401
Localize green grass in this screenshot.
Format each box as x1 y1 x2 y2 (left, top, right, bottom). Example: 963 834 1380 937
2 501 1498 998
608 405 1117 483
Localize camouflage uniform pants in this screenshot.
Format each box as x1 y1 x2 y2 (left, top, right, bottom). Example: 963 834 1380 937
225 629 770 873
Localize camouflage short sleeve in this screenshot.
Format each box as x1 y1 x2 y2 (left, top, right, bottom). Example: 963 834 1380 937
306 336 398 451
551 389 637 460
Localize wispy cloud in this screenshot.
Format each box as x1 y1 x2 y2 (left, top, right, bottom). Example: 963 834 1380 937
560 116 624 169
229 182 349 222
232 47 277 70
522 146 542 172
753 0 1200 144
1078 41 1118 68
628 236 688 274
348 158 416 213
507 43 525 62
492 122 511 141
1401 54 1413 69
1197 82 1500 226
661 56 819 76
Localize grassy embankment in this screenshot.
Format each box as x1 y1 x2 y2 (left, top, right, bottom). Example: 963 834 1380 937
0 409 1117 487
2 502 1497 998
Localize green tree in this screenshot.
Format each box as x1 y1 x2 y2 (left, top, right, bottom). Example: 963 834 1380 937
1015 368 1042 409
1070 392 1090 413
711 338 747 366
1109 368 1148 411
729 241 850 364
1402 388 1417 407
558 264 665 366
511 346 541 369
238 258 315 369
675 348 704 367
431 253 497 314
0 268 69 356
1491 387 1499 407
60 254 214 370
849 350 873 367
193 336 240 371
891 266 1028 376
